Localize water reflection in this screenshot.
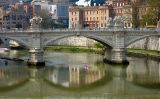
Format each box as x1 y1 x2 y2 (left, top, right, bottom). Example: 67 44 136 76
45 65 107 88
0 51 160 98
127 57 160 88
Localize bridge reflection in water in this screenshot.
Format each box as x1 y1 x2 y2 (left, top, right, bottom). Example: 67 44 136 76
0 57 160 98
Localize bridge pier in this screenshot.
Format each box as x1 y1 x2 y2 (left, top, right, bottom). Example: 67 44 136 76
104 30 129 64
111 48 128 64
104 48 128 64
27 48 45 66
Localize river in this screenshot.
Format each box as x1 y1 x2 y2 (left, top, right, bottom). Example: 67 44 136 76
0 49 160 99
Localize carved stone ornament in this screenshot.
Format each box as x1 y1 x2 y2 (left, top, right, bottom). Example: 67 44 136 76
30 16 42 30
113 16 124 28
107 17 114 27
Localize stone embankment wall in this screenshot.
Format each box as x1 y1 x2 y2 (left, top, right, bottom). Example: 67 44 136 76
51 36 160 51
48 36 96 47
127 37 160 51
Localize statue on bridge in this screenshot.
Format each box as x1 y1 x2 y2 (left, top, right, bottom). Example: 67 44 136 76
30 16 42 30
113 16 124 29
107 17 114 28
107 16 125 29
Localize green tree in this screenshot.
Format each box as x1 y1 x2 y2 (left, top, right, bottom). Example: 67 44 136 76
140 8 158 27
146 0 160 23
131 3 140 28
93 42 104 49
38 9 65 29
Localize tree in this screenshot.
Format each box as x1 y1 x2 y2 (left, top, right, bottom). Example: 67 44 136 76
147 0 160 23
140 8 158 27
38 9 65 29
132 4 140 28
93 42 104 49
139 0 160 27
38 9 52 29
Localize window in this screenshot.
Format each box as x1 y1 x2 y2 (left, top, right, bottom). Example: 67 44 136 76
101 16 103 20
97 17 99 20
128 23 130 27
125 23 127 27
93 17 95 21
90 17 92 21
101 24 103 27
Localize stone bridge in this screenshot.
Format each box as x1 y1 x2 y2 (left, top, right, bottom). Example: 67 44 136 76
0 28 159 66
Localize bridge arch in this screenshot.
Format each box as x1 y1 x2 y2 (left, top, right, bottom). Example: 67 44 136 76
42 34 113 49
0 36 30 49
125 35 159 48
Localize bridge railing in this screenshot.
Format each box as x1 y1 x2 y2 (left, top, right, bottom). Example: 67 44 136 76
0 28 159 33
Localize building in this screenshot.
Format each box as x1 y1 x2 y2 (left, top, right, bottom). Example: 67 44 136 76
52 0 70 5
0 2 32 30
33 0 69 26
0 11 29 30
69 6 113 29
0 0 9 7
122 5 133 28
49 4 69 25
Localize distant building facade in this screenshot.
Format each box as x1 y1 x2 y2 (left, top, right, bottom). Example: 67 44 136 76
69 6 113 29
33 0 69 26
0 2 34 30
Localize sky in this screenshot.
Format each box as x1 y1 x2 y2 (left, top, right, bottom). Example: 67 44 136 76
76 0 90 6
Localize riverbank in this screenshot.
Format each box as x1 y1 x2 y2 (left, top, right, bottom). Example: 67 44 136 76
46 46 160 60
45 46 104 54
1 46 160 62
127 48 160 60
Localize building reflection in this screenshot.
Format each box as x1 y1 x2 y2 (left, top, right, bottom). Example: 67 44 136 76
0 65 28 87
126 57 160 86
1 57 160 98
46 65 106 88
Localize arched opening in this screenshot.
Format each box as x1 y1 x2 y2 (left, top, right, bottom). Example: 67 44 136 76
42 35 113 66
126 35 160 51
0 37 30 64
0 37 29 49
43 34 113 49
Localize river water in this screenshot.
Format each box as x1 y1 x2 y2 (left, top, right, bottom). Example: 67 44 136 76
0 49 160 99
